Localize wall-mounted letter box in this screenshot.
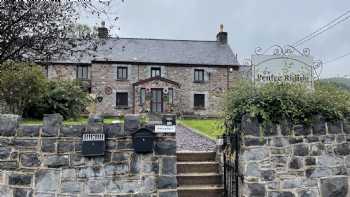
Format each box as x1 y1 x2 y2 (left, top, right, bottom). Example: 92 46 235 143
132 128 155 153
82 133 105 156
162 114 176 126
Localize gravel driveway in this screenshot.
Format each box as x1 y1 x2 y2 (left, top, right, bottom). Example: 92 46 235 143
176 124 216 151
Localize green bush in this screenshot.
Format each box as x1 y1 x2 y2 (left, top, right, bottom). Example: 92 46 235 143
25 80 92 120
224 81 350 129
0 61 47 115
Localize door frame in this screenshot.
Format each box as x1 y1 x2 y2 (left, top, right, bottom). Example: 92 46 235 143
150 88 163 113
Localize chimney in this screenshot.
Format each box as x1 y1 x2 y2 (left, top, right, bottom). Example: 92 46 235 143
98 21 109 39
216 24 228 44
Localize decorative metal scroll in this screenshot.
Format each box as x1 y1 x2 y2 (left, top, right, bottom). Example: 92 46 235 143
255 45 311 57
253 45 323 80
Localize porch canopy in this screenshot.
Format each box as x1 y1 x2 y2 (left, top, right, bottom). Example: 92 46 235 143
132 76 181 113
132 76 181 88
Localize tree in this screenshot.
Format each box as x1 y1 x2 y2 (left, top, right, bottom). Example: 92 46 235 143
0 61 47 115
0 1 76 63
0 0 121 64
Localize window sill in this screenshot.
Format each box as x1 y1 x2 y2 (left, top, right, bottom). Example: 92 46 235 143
115 106 130 109
193 107 206 110
116 79 129 81
193 80 206 84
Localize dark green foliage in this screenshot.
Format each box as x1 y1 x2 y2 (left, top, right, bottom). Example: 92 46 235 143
225 81 350 130
0 61 47 115
25 81 91 120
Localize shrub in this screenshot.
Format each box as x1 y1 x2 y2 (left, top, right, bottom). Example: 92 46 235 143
224 81 350 130
0 61 47 115
25 80 92 119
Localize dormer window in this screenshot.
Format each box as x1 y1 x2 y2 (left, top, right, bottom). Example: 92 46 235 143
151 67 161 77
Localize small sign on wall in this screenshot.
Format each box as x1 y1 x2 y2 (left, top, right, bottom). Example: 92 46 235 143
155 125 176 133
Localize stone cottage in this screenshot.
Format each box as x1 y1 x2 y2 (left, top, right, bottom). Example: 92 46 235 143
42 24 241 116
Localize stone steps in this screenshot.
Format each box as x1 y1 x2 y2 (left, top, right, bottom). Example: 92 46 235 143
177 152 223 197
177 161 219 174
177 186 224 197
177 151 216 162
177 173 222 186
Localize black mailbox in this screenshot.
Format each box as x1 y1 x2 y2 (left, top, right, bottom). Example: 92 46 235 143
82 133 105 156
162 114 176 126
132 128 155 153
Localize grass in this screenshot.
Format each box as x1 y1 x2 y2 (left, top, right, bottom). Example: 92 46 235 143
178 118 224 140
21 116 123 125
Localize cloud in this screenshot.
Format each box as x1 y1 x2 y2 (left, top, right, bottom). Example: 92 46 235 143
79 0 350 78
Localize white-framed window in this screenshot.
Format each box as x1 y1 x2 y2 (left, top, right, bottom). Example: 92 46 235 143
117 66 128 80
77 65 89 80
151 67 161 77
194 69 205 82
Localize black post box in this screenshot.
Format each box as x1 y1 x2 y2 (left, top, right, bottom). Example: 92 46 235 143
162 114 176 126
132 128 155 153
82 133 105 156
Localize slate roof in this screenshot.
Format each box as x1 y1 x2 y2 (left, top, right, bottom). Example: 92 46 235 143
51 38 239 66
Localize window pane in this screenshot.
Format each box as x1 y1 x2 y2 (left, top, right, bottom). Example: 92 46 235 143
194 94 205 108
116 92 128 106
140 88 145 105
117 67 128 80
77 65 89 79
168 88 173 104
194 69 204 81
151 67 161 77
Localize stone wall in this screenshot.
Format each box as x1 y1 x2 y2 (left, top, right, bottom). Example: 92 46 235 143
90 63 240 116
0 114 177 197
47 64 77 81
239 116 350 197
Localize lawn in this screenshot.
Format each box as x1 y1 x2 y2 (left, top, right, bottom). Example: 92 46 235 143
178 118 225 140
21 116 122 125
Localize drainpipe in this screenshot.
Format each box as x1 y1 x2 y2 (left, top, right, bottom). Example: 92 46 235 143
226 66 229 90
133 86 136 114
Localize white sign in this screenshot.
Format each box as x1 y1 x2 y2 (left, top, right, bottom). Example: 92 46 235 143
252 54 313 87
155 125 176 133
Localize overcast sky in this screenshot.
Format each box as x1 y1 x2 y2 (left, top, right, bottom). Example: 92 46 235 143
79 0 350 78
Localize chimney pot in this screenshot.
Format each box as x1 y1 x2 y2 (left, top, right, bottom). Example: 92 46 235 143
220 24 224 32
216 24 227 44
98 21 109 39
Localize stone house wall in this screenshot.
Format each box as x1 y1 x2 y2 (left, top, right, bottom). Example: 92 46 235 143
89 63 240 116
47 64 77 81
0 114 177 197
238 116 350 197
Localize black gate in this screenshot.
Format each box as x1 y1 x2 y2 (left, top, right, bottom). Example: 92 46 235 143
222 125 241 197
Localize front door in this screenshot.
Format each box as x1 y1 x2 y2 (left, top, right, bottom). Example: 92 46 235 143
151 89 163 113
